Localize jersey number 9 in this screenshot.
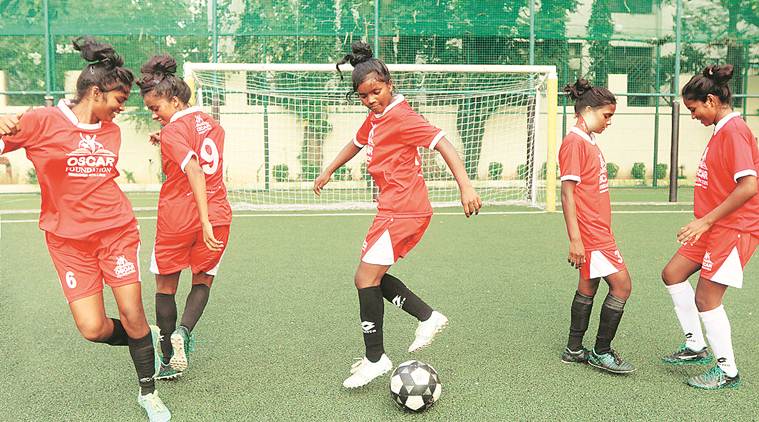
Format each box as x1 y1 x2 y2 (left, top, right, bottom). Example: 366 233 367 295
200 138 220 175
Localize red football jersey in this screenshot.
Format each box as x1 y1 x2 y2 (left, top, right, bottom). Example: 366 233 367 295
157 107 232 235
0 100 134 238
558 127 615 250
693 112 759 232
353 95 446 218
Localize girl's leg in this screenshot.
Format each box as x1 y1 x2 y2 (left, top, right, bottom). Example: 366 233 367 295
379 273 432 321
69 292 128 345
594 269 632 354
694 278 737 378
180 272 213 332
565 276 599 354
112 283 157 396
661 254 707 354
155 272 180 362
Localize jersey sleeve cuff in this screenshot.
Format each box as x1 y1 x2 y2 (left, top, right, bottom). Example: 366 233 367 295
734 169 757 182
429 130 446 150
560 175 581 182
180 151 199 173
352 137 364 148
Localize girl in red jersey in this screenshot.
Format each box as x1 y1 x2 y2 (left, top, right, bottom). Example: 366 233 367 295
559 79 634 374
137 54 232 380
0 38 170 421
660 65 759 390
313 41 481 389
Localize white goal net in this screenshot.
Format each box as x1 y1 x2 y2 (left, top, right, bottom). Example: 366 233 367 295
184 63 557 211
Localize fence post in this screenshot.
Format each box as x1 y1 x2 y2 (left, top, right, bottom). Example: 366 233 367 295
211 0 219 62
669 0 682 202
43 0 53 101
653 42 661 188
374 0 379 56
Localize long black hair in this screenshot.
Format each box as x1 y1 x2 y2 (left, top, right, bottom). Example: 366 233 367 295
136 54 192 103
72 37 134 102
682 64 733 105
563 79 616 115
336 41 391 100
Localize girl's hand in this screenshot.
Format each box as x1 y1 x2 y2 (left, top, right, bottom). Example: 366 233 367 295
0 111 24 136
677 218 711 245
568 238 585 269
201 221 224 252
460 186 482 217
148 131 161 146
313 171 332 196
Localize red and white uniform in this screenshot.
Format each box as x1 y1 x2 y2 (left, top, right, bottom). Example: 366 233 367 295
149 106 232 276
353 95 446 264
559 127 625 280
679 112 759 287
0 100 139 302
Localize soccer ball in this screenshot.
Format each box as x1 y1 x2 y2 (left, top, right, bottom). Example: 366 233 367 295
389 360 441 412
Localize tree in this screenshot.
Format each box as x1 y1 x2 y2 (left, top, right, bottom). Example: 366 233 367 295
587 0 614 86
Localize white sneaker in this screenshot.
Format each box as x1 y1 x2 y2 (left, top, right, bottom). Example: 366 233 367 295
343 354 392 388
137 391 172 422
408 311 449 352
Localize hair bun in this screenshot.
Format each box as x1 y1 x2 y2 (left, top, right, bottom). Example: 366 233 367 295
72 36 123 69
702 64 733 86
563 78 592 100
140 54 177 79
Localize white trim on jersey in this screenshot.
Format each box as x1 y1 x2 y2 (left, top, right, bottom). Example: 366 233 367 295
713 112 741 135
180 151 199 173
0 138 5 154
373 95 405 119
352 137 364 148
589 250 620 279
429 130 446 150
734 169 757 182
170 106 202 123
560 175 581 182
362 229 395 265
57 100 101 130
570 127 596 145
711 246 743 288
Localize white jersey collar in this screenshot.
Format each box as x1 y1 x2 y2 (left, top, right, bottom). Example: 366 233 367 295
713 112 741 135
374 94 405 118
570 126 596 145
57 99 101 130
170 106 202 123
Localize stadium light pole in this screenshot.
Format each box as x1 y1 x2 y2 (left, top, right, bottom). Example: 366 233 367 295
669 0 682 202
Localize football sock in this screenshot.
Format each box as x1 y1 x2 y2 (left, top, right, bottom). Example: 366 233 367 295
97 318 128 346
357 286 385 363
567 291 593 351
379 273 433 321
128 332 156 396
594 294 626 355
180 284 211 332
700 305 737 377
665 281 706 351
155 293 177 362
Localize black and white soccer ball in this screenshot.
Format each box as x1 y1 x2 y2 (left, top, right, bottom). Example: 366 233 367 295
389 360 441 412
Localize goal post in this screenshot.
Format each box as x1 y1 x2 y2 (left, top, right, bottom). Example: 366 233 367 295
183 62 558 211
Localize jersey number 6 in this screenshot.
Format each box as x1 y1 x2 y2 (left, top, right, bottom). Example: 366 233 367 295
200 137 220 175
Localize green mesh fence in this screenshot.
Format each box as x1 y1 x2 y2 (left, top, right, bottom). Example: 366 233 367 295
0 0 757 188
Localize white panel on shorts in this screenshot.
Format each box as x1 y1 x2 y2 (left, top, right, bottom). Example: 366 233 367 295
711 247 743 288
0 138 5 154
362 229 395 265
589 250 620 279
205 249 226 276
150 247 160 275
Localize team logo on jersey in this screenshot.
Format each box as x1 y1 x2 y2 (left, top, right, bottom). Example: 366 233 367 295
695 147 709 189
598 152 609 193
702 252 713 271
114 255 136 278
195 115 212 135
361 321 376 334
65 134 117 177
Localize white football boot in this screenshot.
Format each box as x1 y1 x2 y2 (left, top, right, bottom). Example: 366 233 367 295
408 311 449 352
343 354 392 388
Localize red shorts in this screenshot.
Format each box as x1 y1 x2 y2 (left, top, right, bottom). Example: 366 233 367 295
45 220 141 303
677 225 759 288
361 216 431 265
580 248 626 280
150 225 230 276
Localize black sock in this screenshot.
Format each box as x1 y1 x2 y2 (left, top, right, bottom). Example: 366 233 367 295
567 291 594 351
180 284 211 332
357 286 384 362
594 294 626 354
128 332 156 396
155 293 177 362
94 318 129 346
380 274 433 321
